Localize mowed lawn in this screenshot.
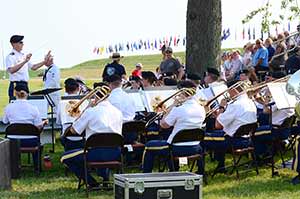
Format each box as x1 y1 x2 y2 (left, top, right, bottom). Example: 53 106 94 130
1 52 300 198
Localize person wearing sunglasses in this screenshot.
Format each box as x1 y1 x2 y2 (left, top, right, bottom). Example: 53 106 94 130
5 35 51 101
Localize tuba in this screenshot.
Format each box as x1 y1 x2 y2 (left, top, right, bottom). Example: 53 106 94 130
286 69 300 118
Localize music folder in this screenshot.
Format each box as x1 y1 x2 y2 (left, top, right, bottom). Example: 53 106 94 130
268 82 297 109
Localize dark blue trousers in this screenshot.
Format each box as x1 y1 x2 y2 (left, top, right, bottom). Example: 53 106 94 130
60 137 84 151
61 147 121 185
142 140 203 173
9 137 40 170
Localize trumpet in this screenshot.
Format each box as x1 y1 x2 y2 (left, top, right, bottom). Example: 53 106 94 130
146 87 196 126
205 80 252 117
67 86 110 117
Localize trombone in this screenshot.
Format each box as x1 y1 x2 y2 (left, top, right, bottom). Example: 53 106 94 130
205 80 252 117
145 88 196 126
67 86 110 118
273 31 300 46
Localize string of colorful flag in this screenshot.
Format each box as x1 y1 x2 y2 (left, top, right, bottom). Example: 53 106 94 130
93 22 295 55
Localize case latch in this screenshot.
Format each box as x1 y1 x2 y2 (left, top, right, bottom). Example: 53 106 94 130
185 179 195 190
134 181 145 194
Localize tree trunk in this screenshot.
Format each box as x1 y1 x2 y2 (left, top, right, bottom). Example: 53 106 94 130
186 0 222 77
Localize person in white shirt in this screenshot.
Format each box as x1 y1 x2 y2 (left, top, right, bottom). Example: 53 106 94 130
43 55 61 114
3 82 47 171
56 78 82 151
60 84 123 187
203 80 257 172
106 75 136 122
5 35 51 101
142 81 206 174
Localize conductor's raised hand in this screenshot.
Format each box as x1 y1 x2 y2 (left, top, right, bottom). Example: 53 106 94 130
25 53 32 62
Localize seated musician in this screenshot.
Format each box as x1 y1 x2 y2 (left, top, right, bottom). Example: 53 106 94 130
106 74 135 122
60 84 123 188
142 80 206 174
254 71 295 157
2 82 47 171
128 76 142 90
203 80 257 172
141 71 157 88
57 78 85 151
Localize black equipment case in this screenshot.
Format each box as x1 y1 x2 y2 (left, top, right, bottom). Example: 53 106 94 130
114 172 202 199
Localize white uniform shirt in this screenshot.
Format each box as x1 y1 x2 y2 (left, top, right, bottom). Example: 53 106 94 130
108 87 135 122
2 99 43 139
5 49 33 82
72 100 123 139
217 94 257 137
44 64 61 113
271 103 295 126
164 98 206 144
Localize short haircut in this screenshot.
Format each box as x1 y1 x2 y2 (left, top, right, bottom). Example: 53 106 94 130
64 78 79 93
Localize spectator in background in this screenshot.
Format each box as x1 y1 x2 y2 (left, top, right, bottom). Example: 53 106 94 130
285 46 300 74
269 43 286 72
284 31 296 49
159 46 184 80
242 43 253 69
225 51 243 81
102 52 126 82
131 63 143 77
264 38 275 61
253 39 269 79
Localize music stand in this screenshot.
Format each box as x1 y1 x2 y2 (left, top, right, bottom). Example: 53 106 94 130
31 88 62 153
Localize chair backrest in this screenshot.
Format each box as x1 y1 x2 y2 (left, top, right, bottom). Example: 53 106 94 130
234 123 258 137
171 128 204 144
122 120 146 135
85 133 124 149
5 123 41 137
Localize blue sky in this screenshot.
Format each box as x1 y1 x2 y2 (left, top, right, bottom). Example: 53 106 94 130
0 0 289 68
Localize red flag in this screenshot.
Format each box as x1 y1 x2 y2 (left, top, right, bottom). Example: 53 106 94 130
174 36 177 46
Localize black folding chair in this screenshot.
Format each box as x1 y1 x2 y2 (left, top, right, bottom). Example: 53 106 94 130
169 128 205 173
228 123 258 179
5 123 42 175
122 120 146 167
80 133 124 197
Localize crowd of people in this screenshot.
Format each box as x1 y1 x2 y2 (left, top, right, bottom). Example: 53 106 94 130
2 29 300 191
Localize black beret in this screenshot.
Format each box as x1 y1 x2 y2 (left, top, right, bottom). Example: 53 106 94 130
64 78 79 87
106 74 122 83
141 71 157 80
10 35 24 43
15 82 29 93
177 80 197 89
187 73 202 81
207 67 220 77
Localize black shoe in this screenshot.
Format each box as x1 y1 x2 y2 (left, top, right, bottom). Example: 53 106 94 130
291 175 300 185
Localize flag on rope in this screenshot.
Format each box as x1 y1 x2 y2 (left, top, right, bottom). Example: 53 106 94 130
248 27 251 40
288 22 291 31
154 39 158 49
275 25 278 35
242 27 245 40
252 27 255 40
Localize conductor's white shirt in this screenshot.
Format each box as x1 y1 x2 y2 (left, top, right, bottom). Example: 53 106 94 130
72 100 123 139
2 99 43 138
217 94 257 137
5 49 33 82
165 98 206 144
108 87 135 122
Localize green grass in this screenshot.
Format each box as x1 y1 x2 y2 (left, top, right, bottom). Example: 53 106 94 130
1 137 300 199
1 52 300 198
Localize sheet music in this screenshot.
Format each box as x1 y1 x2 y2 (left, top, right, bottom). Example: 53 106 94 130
11 98 48 119
142 88 178 112
125 90 146 112
59 99 89 124
268 82 297 109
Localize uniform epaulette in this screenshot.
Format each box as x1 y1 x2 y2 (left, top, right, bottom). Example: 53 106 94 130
9 52 15 56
